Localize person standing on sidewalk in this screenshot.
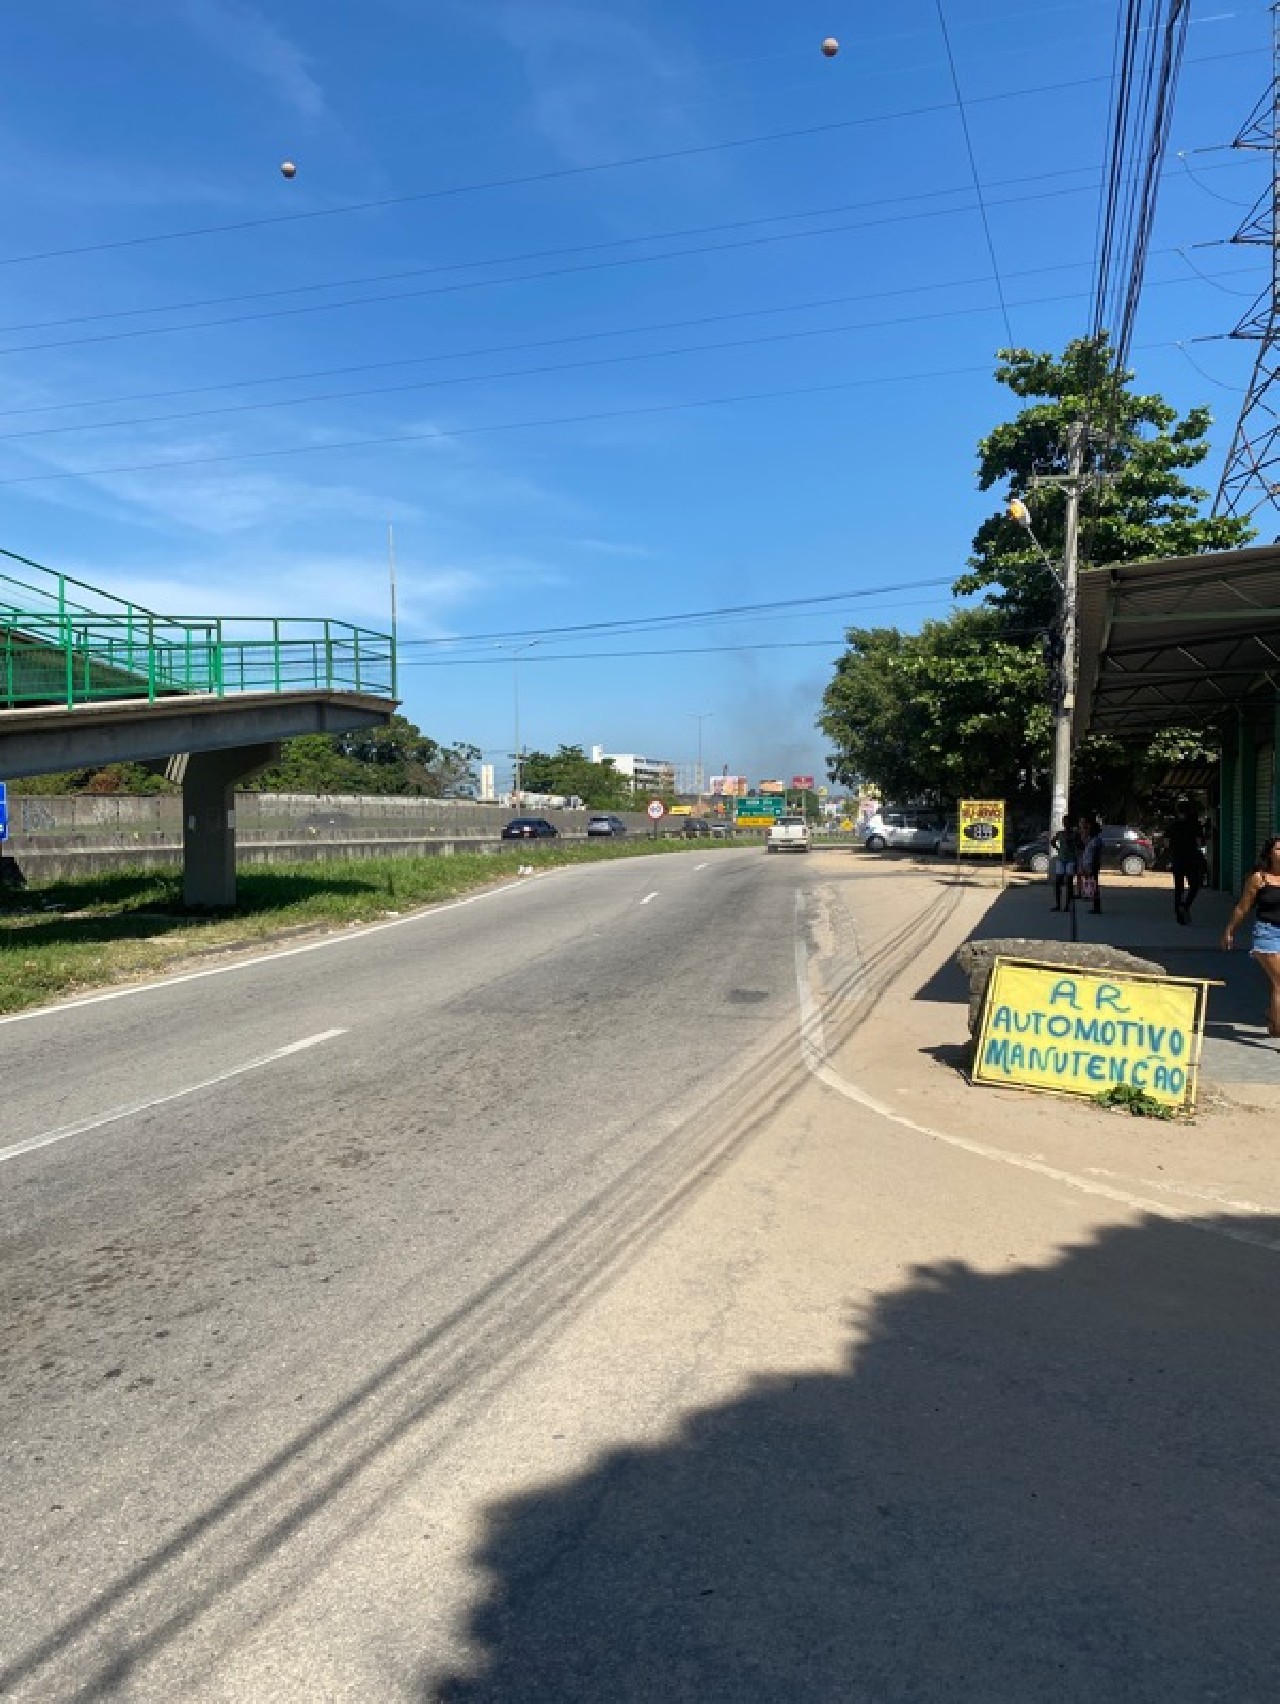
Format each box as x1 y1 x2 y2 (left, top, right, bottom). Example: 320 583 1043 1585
1079 815 1104 915
1166 799 1206 926
1050 815 1079 912
1221 835 1280 1037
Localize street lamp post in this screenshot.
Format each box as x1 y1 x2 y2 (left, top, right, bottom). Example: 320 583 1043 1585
501 639 541 805
687 711 713 798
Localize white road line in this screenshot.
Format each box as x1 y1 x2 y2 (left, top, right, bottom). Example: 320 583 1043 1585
695 862 709 871
0 1029 347 1167
791 899 1280 1256
0 872 538 1029
641 891 659 906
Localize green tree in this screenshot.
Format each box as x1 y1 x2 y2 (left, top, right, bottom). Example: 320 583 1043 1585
9 714 478 798
519 745 635 809
253 715 480 796
821 339 1254 817
958 338 1252 626
10 762 176 796
819 610 1050 804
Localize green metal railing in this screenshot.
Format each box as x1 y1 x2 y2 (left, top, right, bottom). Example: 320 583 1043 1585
0 547 395 710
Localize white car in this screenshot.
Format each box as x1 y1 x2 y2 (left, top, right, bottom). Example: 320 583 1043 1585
766 816 811 853
859 808 946 853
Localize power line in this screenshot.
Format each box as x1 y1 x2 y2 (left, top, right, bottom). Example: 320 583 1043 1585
0 228 1255 424
9 151 1251 339
0 360 1065 487
400 627 1049 667
393 577 958 649
401 639 853 665
0 271 1008 417
1172 246 1256 296
1089 0 1190 370
0 297 1084 445
0 264 1253 448
0 328 1229 488
409 596 959 654
0 46 1259 272
1173 340 1247 392
0 169 1087 335
934 0 1015 346
0 156 1257 366
0 178 1167 361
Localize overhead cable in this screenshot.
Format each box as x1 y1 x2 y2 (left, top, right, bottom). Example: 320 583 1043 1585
0 46 1258 271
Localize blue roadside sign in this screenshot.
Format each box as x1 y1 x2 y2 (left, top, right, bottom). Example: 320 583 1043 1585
0 782 7 842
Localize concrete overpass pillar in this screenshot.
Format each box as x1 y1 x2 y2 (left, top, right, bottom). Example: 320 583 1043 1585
180 743 277 909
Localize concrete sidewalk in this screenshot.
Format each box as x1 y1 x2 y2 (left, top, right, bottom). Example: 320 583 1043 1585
808 852 1280 1227
942 864 1277 1090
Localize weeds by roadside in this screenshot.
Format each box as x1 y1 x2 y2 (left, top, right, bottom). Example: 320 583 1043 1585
0 839 735 1015
1092 1083 1178 1121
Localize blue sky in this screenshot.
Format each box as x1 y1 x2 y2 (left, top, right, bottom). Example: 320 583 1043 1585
0 1 1269 788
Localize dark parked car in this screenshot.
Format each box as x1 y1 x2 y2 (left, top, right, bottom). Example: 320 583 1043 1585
1014 824 1155 877
586 814 628 838
501 817 558 841
681 817 713 838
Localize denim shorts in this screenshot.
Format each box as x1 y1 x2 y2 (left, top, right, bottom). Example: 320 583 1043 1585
1252 919 1280 955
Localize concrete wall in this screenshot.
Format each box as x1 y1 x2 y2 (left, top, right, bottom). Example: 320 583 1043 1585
1 792 670 882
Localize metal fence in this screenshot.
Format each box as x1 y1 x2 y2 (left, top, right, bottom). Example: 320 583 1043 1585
0 548 394 708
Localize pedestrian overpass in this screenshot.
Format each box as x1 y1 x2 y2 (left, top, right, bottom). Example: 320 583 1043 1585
0 547 396 906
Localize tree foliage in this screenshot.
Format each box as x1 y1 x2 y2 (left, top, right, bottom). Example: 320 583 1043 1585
252 715 480 796
820 339 1253 815
958 338 1251 626
518 744 635 809
11 762 175 796
12 714 480 798
819 611 1049 804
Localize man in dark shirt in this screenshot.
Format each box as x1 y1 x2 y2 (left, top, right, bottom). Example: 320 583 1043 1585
1166 800 1205 926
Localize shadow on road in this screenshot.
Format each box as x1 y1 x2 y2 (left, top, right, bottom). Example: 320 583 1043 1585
432 1213 1280 1702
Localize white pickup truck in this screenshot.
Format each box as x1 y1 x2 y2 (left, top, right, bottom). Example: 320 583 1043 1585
766 815 811 854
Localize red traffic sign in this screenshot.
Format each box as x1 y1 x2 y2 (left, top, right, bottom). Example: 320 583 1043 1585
646 798 666 820
791 775 815 790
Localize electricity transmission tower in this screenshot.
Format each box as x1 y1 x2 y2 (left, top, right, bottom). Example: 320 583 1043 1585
1215 5 1280 523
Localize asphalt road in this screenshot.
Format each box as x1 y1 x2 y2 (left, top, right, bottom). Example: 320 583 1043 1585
0 847 817 1700
1 846 1277 1702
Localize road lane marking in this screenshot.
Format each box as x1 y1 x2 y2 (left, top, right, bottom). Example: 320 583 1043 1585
0 873 542 1028
0 1029 347 1167
791 898 1280 1256
641 891 659 905
695 862 709 871
0 846 757 1030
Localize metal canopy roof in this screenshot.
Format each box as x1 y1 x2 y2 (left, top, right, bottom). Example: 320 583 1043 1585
1074 544 1280 740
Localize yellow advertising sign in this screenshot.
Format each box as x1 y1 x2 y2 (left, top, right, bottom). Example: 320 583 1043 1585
974 959 1206 1108
958 798 1005 855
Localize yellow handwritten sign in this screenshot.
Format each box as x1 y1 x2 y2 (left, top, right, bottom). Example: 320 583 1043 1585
959 798 1005 856
974 959 1205 1108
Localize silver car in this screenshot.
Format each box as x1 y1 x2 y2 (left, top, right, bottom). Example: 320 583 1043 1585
859 808 946 853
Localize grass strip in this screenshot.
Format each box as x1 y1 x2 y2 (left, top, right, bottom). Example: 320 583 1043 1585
0 839 740 1015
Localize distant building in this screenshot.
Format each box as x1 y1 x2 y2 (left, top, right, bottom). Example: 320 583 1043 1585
590 744 676 795
478 763 496 803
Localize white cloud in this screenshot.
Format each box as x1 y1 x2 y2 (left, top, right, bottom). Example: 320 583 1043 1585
172 0 326 120
492 0 701 167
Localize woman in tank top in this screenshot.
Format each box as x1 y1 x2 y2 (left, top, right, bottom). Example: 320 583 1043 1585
1221 835 1280 1036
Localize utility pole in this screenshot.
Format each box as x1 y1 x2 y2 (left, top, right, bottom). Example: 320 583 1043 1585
687 711 712 797
1049 420 1087 840
387 521 399 699
504 638 540 805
